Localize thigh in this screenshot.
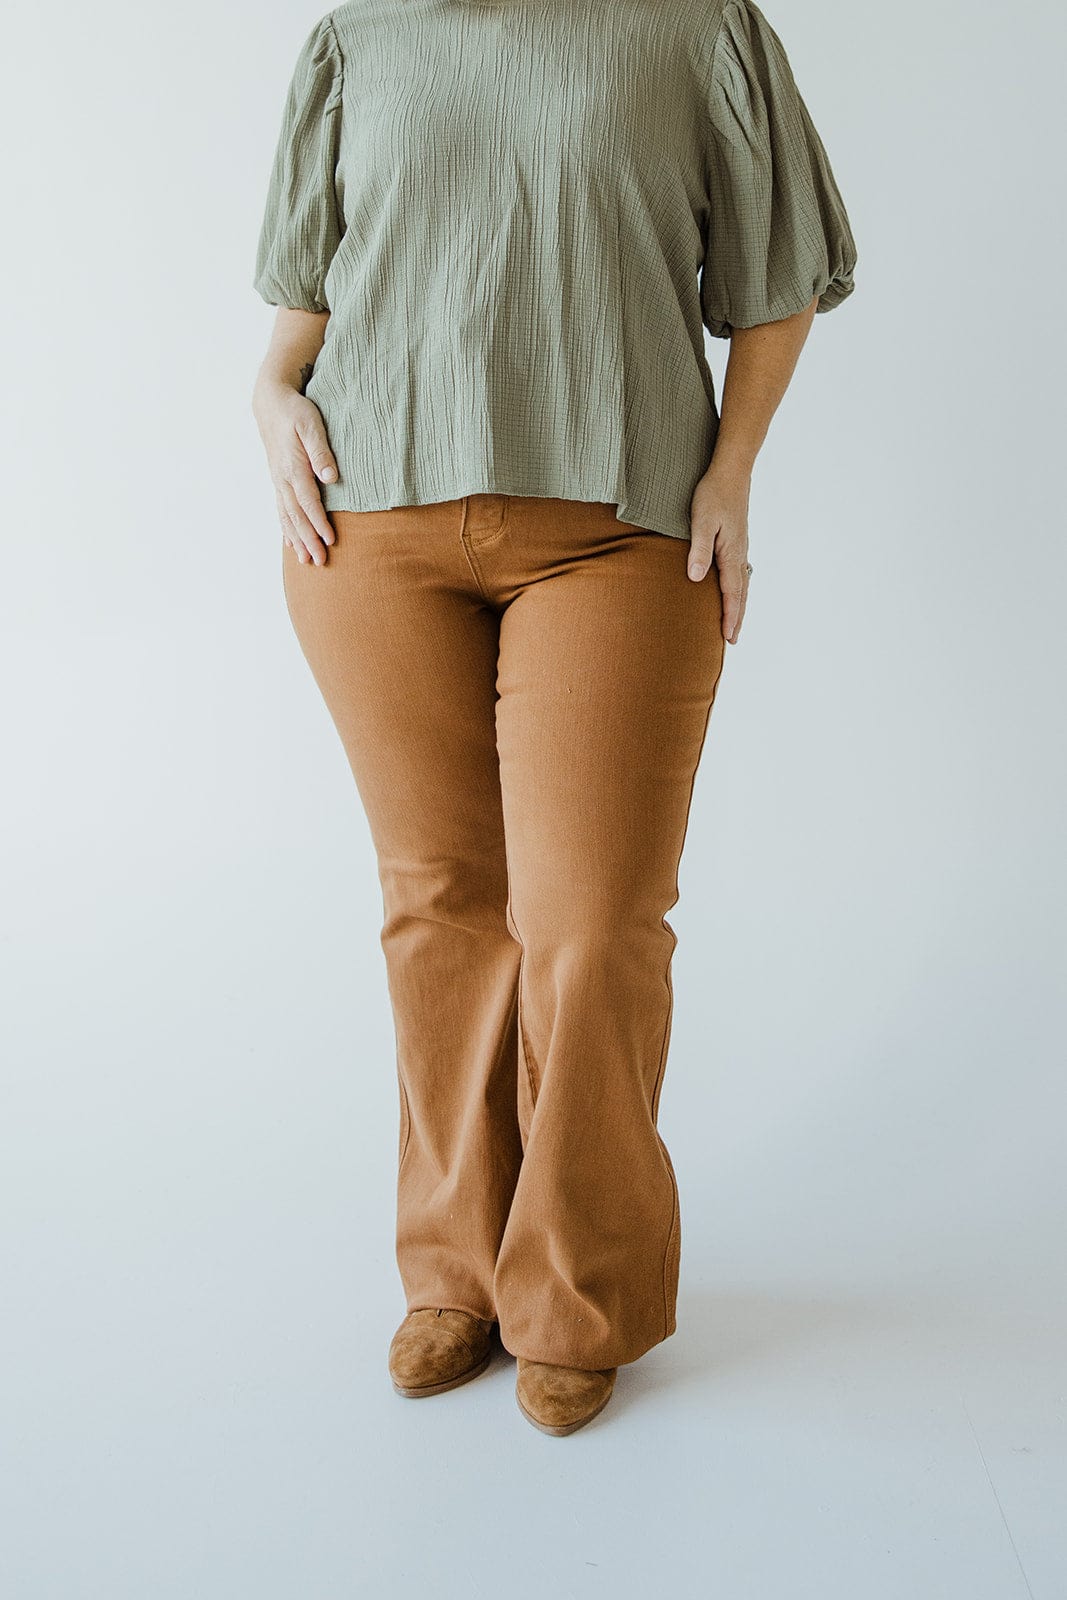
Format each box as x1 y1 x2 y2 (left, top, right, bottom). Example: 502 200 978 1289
495 519 728 929
282 507 506 866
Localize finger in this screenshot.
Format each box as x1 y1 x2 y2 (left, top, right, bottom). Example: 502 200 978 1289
280 480 328 565
687 532 717 582
281 473 331 564
276 495 306 561
290 460 336 551
276 496 294 548
720 564 745 643
725 562 751 644
728 594 746 643
296 414 340 488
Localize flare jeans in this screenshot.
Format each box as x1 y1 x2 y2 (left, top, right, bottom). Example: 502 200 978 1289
282 493 728 1368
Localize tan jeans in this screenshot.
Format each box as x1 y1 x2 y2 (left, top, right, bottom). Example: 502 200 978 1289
282 494 727 1368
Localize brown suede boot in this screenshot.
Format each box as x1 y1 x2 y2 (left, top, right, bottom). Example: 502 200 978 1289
515 1357 618 1435
388 1308 496 1397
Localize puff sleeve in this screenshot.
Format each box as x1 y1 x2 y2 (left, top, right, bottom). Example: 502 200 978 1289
253 14 345 313
699 0 857 338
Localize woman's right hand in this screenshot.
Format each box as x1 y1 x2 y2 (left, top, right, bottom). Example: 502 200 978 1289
253 379 339 566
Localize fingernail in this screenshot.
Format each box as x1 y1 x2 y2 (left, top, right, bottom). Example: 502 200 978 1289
320 466 336 481
689 563 705 581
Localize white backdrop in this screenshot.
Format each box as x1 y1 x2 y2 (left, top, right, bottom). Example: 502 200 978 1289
1 1 1064 1596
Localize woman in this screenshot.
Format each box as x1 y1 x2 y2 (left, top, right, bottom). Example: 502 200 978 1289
251 0 856 1437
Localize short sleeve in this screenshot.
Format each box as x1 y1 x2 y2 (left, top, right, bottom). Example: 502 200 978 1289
253 14 345 313
699 0 857 338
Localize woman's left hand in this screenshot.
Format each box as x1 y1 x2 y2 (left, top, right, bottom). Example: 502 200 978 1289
689 462 751 645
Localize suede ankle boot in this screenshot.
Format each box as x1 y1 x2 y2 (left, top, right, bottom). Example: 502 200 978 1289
388 1308 496 1397
515 1357 618 1435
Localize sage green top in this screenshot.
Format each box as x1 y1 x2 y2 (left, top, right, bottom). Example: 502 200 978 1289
253 0 857 542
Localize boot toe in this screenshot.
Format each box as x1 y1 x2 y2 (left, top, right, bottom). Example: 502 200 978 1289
389 1309 495 1396
515 1357 618 1435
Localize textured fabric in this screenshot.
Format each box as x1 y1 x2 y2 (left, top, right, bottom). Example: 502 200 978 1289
281 493 728 1366
254 0 857 543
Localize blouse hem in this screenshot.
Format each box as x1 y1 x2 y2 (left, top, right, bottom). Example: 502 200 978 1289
319 481 693 543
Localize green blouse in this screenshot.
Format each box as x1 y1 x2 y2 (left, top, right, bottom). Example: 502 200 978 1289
253 0 857 542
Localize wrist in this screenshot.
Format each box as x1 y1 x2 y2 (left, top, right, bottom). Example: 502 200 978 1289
706 441 756 482
252 369 304 416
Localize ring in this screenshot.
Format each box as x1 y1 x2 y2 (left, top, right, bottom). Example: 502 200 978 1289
745 562 753 575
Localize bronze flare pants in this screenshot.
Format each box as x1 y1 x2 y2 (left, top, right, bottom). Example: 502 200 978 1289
282 493 727 1369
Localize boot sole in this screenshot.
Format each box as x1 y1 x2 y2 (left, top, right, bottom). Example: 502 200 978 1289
390 1346 493 1398
515 1381 615 1435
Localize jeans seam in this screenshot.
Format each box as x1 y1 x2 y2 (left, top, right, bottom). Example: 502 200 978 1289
467 494 509 543
398 1078 412 1172
652 951 679 1342
653 628 729 1338
516 944 539 1108
503 847 538 1112
458 529 492 600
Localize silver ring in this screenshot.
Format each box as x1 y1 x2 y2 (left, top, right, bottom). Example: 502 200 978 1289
745 562 753 576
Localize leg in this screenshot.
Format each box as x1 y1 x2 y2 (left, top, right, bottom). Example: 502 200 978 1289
281 504 524 1321
487 500 728 1368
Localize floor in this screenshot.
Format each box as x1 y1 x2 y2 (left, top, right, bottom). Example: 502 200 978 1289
3 1132 1061 1598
